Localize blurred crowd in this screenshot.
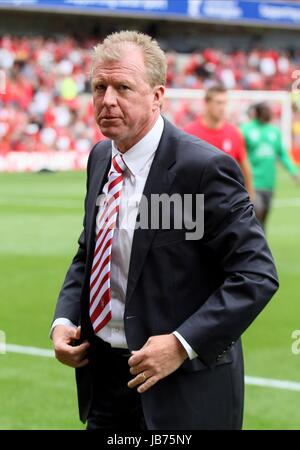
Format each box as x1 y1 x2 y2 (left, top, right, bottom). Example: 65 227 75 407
1 34 300 156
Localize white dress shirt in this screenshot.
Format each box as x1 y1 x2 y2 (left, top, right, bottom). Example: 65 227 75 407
52 115 197 360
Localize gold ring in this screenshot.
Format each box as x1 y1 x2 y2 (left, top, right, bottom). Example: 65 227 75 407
141 372 147 381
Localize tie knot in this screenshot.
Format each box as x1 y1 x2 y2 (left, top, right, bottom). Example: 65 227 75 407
112 154 126 174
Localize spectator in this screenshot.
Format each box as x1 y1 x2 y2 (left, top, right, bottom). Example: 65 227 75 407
0 34 299 155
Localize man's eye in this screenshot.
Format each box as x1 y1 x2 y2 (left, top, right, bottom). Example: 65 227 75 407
119 85 130 91
94 84 105 92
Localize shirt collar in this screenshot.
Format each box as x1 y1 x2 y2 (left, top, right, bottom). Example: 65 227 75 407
111 115 164 177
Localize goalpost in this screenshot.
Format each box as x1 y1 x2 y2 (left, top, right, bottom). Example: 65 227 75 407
164 89 292 151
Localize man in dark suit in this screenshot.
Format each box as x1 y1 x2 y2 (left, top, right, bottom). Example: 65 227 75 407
51 31 279 430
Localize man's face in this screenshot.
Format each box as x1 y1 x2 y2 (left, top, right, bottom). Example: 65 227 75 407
205 93 228 123
92 46 165 152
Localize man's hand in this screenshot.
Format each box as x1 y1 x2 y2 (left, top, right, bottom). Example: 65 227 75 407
52 325 90 368
128 334 188 394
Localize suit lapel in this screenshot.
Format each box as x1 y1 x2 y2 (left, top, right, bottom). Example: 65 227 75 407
125 119 177 305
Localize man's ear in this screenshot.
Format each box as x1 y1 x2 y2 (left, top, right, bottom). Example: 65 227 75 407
153 85 166 110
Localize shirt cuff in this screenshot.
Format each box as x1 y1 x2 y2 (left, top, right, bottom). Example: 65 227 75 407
50 318 77 339
173 331 198 360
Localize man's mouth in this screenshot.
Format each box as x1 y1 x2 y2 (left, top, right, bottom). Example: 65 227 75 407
101 116 121 120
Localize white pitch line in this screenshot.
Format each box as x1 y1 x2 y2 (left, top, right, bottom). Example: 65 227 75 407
5 344 54 358
273 198 300 207
4 343 300 393
0 199 81 209
245 376 300 392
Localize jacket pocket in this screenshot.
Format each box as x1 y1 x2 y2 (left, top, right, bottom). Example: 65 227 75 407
180 351 233 372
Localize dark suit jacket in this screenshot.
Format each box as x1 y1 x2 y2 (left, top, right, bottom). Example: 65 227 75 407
53 117 279 430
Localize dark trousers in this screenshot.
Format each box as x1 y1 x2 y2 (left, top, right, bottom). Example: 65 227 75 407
254 189 273 231
86 339 147 430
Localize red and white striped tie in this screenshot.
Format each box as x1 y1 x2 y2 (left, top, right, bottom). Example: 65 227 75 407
89 153 126 334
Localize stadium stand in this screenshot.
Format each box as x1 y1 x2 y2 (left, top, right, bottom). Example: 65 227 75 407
1 33 300 160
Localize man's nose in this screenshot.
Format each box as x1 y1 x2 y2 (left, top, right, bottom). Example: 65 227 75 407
102 86 117 106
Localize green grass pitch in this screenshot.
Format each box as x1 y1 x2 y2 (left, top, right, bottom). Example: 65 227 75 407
0 166 300 430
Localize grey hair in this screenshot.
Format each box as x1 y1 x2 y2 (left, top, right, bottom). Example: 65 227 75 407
91 30 167 87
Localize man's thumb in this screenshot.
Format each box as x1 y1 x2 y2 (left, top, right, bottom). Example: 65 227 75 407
74 326 81 340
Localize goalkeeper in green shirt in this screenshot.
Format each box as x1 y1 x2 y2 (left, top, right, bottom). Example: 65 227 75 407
241 102 299 230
